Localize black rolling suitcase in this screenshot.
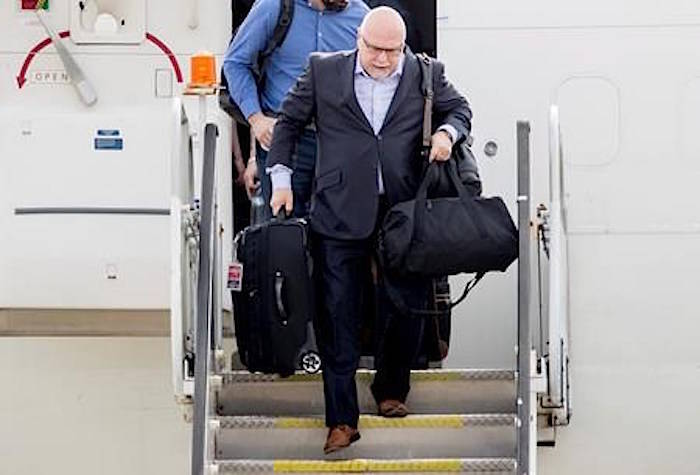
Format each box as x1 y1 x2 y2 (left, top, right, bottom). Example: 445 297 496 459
230 213 318 376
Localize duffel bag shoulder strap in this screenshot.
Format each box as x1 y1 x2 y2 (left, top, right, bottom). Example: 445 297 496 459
381 271 486 318
417 53 433 156
416 53 478 155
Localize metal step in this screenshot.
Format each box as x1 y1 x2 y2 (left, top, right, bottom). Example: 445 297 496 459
211 458 517 474
216 369 515 416
213 414 516 460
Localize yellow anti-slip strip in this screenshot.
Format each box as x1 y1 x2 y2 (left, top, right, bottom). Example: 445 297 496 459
273 459 464 473
276 415 464 429
354 371 464 383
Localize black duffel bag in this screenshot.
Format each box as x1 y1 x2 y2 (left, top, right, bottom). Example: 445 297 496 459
380 159 518 277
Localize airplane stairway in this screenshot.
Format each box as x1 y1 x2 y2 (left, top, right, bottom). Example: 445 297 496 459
175 105 571 475
209 369 518 473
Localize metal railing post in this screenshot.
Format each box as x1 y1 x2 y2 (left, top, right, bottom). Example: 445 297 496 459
516 121 532 474
191 123 219 475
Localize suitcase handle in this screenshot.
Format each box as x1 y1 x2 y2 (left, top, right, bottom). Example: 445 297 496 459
274 208 288 221
274 271 289 326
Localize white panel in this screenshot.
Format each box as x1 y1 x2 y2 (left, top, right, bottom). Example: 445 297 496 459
2 109 171 207
539 234 700 475
678 77 700 170
557 77 620 167
0 216 170 308
155 68 174 97
439 23 700 236
439 0 700 29
447 270 517 369
0 105 173 309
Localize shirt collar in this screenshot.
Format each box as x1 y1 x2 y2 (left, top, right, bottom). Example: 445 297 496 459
355 52 405 79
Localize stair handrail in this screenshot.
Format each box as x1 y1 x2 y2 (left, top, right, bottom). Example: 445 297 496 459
170 98 193 399
544 105 572 421
516 121 533 474
191 123 219 475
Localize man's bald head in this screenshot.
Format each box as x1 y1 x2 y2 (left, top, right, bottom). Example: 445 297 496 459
359 6 407 45
357 7 406 79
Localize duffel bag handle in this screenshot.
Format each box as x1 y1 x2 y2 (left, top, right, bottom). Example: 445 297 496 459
414 160 487 239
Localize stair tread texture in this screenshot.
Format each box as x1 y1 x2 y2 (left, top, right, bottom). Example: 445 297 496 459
221 369 515 384
213 458 517 473
217 369 516 416
215 414 517 429
214 414 517 460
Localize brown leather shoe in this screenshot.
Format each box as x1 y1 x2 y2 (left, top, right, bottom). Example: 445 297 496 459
323 425 360 454
377 399 409 418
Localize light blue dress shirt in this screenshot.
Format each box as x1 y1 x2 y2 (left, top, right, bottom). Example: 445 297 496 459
353 54 405 193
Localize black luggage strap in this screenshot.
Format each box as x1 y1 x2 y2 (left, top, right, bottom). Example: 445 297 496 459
381 271 485 318
418 53 434 156
417 53 475 151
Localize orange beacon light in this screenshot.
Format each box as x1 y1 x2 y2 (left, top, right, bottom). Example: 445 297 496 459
190 51 217 87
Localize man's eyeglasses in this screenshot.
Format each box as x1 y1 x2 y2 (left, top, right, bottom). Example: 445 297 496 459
360 36 404 58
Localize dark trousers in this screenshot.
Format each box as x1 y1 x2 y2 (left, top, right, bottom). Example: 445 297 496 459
370 272 429 404
312 229 430 428
257 128 316 220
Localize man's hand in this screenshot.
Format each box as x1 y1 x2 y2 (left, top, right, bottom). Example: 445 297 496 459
249 112 278 150
270 188 293 217
243 159 260 198
429 130 453 162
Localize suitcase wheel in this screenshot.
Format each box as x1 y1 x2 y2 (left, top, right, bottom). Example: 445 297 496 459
300 351 322 374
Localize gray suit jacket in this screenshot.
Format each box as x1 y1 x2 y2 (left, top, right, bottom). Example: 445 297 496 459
267 49 472 240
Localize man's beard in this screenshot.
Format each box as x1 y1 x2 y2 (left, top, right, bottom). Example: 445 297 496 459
322 0 349 11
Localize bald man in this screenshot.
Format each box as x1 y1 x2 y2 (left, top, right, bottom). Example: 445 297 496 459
267 7 472 453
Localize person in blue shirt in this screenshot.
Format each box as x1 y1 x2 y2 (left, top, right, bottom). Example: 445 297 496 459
223 0 369 219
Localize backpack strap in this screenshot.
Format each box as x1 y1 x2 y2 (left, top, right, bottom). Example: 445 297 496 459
220 0 294 123
260 0 295 66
